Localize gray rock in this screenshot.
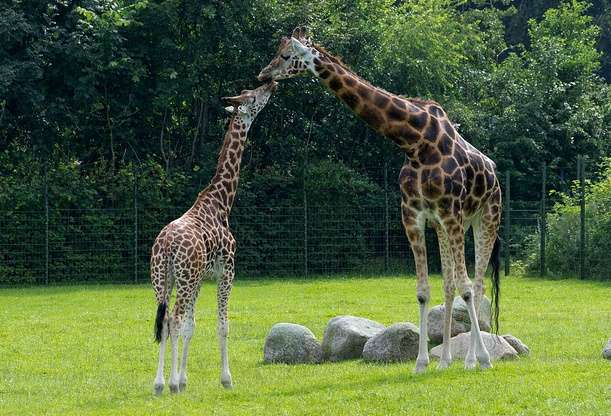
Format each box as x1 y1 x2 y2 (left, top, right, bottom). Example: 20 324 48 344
363 323 420 363
427 296 492 344
322 315 385 361
502 334 530 355
603 338 611 360
430 331 518 361
263 323 322 364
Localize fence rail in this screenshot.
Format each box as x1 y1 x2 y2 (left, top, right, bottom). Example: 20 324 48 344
0 161 598 284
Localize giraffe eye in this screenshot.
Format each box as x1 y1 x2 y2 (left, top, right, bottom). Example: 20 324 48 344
280 54 291 61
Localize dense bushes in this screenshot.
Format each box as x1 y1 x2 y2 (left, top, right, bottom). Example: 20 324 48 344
527 159 611 279
1 1 610 283
0 146 408 283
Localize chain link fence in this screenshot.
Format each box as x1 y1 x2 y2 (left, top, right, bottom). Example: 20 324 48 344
0 159 604 284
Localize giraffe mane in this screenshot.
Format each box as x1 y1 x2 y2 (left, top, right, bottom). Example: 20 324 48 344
402 96 442 107
312 43 441 108
312 43 351 70
312 43 395 96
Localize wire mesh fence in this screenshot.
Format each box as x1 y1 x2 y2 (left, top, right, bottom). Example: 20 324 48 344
0 158 605 284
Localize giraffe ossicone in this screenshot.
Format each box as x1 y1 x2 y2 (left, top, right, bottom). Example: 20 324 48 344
150 81 277 395
259 28 502 373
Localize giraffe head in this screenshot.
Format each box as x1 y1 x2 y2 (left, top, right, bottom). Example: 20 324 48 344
222 81 277 120
257 27 313 82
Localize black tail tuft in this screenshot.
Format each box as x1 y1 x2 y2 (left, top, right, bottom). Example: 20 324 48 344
490 236 501 334
154 302 167 343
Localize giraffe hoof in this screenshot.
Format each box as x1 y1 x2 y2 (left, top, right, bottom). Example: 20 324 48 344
437 359 452 370
414 365 427 374
464 358 477 370
179 382 187 392
221 379 233 389
153 383 164 396
479 360 493 370
169 383 180 394
414 358 429 374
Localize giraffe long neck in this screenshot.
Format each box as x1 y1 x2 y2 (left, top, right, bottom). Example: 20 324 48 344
194 115 251 217
309 48 441 150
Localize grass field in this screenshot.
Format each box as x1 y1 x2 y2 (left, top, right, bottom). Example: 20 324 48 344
0 275 609 415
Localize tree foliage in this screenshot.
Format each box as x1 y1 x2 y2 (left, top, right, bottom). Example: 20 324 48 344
0 1 609 281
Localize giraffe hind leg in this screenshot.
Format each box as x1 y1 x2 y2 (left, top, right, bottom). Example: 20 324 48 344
471 206 501 369
441 217 491 370
168 269 193 394
177 263 210 392
151 248 172 395
178 305 195 392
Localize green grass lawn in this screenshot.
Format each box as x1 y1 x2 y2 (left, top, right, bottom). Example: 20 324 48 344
0 275 609 415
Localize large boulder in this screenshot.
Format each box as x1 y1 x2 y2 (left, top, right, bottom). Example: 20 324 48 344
322 316 385 361
502 334 530 355
427 296 492 344
603 338 611 360
263 323 322 364
362 323 420 363
430 331 518 361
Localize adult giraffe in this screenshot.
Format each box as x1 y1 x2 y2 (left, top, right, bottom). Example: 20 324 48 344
150 81 277 394
258 28 501 373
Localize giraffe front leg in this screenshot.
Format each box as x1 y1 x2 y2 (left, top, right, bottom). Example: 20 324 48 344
217 255 235 389
402 208 429 374
435 225 455 370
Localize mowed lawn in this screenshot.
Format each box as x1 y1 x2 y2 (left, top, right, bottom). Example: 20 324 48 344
0 275 609 415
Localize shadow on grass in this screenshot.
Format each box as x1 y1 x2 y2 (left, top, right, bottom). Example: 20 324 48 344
0 274 424 294
262 365 462 399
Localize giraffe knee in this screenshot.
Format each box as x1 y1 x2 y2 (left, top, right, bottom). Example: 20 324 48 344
461 290 472 303
218 325 228 338
181 317 195 338
416 280 430 304
417 288 430 305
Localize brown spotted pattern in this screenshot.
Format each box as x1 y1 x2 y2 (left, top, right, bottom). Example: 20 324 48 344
258 30 501 372
151 82 276 394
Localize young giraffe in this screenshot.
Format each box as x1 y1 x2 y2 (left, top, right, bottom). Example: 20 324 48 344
259 28 501 373
150 81 277 394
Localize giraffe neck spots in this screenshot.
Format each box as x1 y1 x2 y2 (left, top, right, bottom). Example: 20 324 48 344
199 118 251 216
311 45 499 220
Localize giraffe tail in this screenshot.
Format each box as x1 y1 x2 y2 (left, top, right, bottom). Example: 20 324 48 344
154 301 167 343
490 236 501 334
153 224 173 343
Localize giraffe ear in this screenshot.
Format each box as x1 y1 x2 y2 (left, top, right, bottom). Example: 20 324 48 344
292 26 303 39
292 26 309 42
224 106 235 114
222 95 245 105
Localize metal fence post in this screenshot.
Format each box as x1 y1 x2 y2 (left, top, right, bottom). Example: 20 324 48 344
384 162 389 274
303 165 308 278
133 170 138 283
540 162 546 276
44 163 49 285
504 171 510 277
578 156 586 279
